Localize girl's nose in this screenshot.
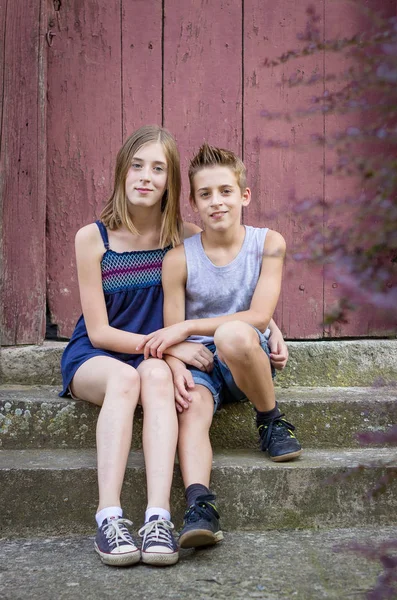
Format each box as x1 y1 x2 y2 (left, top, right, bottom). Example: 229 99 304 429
140 165 151 181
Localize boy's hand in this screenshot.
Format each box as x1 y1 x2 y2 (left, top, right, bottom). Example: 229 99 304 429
167 341 213 372
137 323 190 359
268 334 289 370
172 366 195 413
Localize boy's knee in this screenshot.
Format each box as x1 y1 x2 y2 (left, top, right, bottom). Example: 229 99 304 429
214 321 258 361
178 387 213 423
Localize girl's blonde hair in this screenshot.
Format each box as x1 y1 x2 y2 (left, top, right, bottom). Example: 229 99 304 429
100 125 182 247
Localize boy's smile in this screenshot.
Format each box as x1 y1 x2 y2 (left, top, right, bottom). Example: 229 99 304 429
191 166 251 231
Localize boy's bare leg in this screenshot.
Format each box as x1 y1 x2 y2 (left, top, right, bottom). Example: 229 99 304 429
214 321 275 412
214 321 302 462
177 384 214 489
177 384 223 548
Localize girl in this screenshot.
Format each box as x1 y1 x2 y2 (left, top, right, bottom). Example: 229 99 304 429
60 125 288 568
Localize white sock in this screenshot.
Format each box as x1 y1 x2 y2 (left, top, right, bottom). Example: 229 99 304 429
145 507 171 523
95 506 123 527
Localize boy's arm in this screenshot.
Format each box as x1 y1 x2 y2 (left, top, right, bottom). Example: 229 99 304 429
267 319 289 370
161 247 199 411
138 230 286 357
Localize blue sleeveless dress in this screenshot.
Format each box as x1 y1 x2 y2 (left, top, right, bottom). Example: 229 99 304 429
60 221 170 396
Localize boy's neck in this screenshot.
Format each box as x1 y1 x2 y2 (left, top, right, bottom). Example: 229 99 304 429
200 223 246 265
201 222 245 248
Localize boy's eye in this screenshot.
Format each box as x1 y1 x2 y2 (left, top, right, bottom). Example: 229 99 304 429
200 192 210 198
222 189 232 194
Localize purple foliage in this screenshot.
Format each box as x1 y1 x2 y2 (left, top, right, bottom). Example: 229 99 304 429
263 5 397 325
337 539 397 599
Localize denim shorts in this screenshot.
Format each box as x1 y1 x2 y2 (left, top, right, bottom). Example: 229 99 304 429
188 327 276 413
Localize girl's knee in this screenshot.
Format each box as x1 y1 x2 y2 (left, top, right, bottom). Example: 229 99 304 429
214 321 258 361
138 359 172 385
106 365 140 397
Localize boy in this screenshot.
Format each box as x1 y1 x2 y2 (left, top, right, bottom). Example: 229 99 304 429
138 143 302 548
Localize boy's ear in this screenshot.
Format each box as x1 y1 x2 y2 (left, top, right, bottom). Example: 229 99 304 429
242 187 251 207
189 194 199 212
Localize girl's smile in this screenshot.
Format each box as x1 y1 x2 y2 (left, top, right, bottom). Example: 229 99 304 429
126 141 168 208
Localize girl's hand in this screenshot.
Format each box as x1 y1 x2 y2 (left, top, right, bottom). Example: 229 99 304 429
137 323 190 359
268 333 289 371
167 341 213 372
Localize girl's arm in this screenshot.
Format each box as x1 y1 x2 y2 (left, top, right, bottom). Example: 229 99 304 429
76 222 213 369
75 224 146 353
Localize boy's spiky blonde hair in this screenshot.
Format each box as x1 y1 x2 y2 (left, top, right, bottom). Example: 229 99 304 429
188 142 247 198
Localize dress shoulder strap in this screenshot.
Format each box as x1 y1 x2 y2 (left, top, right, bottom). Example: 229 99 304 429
95 220 110 250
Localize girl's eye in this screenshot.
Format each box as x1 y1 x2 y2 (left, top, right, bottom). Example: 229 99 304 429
154 166 164 172
132 163 142 169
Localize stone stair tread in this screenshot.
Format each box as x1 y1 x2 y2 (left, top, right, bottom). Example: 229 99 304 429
1 384 396 451
2 383 397 403
2 447 396 536
2 339 397 387
0 446 396 469
1 527 397 600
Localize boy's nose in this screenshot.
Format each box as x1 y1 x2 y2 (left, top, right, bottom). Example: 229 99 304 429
210 193 223 206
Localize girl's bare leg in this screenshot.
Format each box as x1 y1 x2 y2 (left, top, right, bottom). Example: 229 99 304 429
71 356 140 511
137 359 178 513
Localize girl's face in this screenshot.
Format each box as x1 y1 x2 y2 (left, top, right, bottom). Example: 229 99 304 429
125 142 168 210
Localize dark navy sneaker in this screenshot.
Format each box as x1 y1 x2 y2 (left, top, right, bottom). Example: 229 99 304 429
139 516 179 566
179 493 223 549
94 517 140 566
258 414 302 462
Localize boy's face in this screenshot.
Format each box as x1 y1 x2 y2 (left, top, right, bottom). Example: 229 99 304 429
190 166 250 231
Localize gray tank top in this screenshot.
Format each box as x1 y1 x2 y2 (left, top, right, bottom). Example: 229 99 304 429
184 226 269 344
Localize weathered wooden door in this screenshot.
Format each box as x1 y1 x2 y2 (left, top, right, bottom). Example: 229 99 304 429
1 0 395 345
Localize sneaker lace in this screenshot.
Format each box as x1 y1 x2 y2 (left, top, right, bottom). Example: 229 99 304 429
138 519 175 548
103 518 135 549
184 494 219 523
258 414 296 451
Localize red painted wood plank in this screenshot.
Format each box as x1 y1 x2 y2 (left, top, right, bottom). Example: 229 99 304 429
122 0 162 138
163 0 243 219
244 0 326 339
46 1 123 338
323 0 397 337
0 0 46 345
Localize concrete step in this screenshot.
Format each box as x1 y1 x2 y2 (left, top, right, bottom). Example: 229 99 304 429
1 527 397 600
1 447 396 537
1 384 396 450
1 339 397 387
